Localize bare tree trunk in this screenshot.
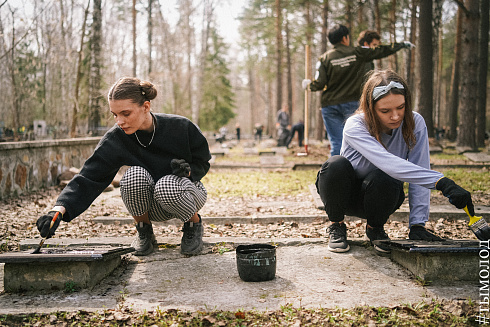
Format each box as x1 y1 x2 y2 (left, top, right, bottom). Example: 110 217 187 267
435 25 443 129
195 0 214 124
132 0 137 76
374 0 382 68
248 48 256 135
406 0 418 86
448 6 462 141
267 83 273 136
345 0 353 36
8 9 20 139
389 0 398 70
367 0 376 29
88 0 102 134
71 0 91 138
477 0 489 147
418 0 434 138
433 0 443 131
182 0 195 119
315 0 328 141
285 17 293 118
457 0 480 150
275 0 283 113
148 0 153 75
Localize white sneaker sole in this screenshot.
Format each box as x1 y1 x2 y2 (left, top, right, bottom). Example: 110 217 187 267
327 244 350 253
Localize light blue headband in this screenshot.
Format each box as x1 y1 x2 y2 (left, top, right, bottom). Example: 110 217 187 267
372 81 404 100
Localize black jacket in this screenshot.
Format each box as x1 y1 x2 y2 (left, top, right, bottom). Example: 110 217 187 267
309 43 407 107
56 113 211 221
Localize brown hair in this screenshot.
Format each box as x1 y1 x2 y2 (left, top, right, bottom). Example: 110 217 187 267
107 77 157 106
357 30 381 46
357 70 416 149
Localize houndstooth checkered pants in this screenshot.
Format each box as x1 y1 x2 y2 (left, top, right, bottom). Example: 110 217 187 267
119 166 207 222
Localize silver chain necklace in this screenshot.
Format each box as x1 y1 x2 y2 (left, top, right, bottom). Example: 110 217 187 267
135 116 155 148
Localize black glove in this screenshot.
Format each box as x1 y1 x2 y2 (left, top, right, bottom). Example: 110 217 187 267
36 211 62 238
409 225 443 241
436 177 474 215
170 159 191 178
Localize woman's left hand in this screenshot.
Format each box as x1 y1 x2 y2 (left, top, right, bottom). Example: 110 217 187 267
170 159 191 178
436 177 474 215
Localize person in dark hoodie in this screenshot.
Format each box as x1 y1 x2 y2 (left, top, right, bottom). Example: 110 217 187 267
36 77 211 256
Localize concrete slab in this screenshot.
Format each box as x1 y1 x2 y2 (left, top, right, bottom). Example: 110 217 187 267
243 148 259 155
260 155 284 165
0 241 479 314
380 240 481 282
271 147 288 154
464 152 490 162
429 146 443 153
4 257 121 292
0 247 134 292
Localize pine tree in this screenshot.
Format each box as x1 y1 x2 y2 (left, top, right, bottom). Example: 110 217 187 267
199 26 235 131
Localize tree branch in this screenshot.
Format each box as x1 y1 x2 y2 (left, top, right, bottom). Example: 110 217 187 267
453 0 470 16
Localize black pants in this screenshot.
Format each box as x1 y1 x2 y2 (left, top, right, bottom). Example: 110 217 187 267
315 156 405 227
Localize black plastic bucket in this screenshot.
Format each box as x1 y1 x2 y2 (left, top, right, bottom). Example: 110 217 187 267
236 244 276 282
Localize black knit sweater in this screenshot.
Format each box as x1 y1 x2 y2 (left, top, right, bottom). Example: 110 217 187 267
55 113 211 222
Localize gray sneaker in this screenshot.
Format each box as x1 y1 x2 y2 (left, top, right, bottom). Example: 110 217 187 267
181 215 203 255
131 222 156 256
326 222 350 252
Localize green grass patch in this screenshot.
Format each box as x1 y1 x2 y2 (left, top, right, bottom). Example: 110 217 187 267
202 170 318 197
431 152 467 160
203 168 488 198
437 168 489 193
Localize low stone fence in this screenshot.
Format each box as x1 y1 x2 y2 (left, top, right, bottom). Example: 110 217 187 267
0 137 101 200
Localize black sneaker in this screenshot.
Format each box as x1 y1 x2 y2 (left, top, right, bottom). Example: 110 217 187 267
409 225 444 241
181 215 203 255
131 222 156 256
366 224 391 254
326 222 350 252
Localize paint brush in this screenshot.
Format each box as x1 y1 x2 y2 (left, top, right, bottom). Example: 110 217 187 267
464 206 490 242
31 211 60 254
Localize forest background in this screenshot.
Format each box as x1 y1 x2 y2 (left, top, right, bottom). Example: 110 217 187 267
0 0 488 151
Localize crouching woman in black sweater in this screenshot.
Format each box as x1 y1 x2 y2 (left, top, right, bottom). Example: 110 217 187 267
36 77 211 256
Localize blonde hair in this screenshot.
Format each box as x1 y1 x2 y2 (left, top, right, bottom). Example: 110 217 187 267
357 70 416 149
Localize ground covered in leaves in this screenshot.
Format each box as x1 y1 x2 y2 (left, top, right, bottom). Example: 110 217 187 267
0 299 482 326
0 142 488 326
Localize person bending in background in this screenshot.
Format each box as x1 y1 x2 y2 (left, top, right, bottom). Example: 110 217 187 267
285 120 305 148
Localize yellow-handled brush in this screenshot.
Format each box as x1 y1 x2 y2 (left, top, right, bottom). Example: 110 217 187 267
464 206 490 242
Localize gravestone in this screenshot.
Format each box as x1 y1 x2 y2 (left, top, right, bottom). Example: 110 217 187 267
260 155 284 165
377 239 481 282
464 152 490 162
0 247 133 292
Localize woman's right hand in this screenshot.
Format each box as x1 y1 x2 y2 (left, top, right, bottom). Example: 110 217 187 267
36 211 63 238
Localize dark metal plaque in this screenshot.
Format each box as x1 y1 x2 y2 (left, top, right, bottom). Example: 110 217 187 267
375 239 481 253
0 246 134 263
